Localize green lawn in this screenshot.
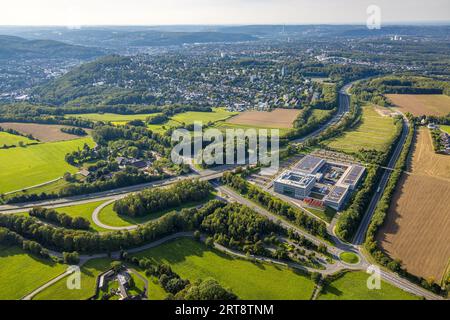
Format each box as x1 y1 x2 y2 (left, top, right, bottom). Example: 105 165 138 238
65 112 162 124
0 245 66 300
304 206 336 223
339 252 360 264
324 105 398 153
55 201 111 232
97 195 215 228
441 125 450 134
318 271 420 300
146 275 168 300
132 238 315 300
214 121 292 137
33 258 112 300
0 131 36 146
0 137 94 194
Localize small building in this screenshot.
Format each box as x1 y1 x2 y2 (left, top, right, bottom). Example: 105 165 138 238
274 170 316 199
79 169 90 177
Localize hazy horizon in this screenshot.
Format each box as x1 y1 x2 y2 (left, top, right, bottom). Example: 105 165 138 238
0 0 449 26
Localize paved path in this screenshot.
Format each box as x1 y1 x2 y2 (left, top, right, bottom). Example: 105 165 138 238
90 198 137 231
4 177 62 195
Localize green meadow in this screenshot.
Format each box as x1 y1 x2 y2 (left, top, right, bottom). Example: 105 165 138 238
0 245 66 300
318 271 420 300
0 131 36 146
33 258 112 300
441 125 450 134
324 105 398 153
132 238 316 300
0 137 95 194
55 201 111 232
65 112 162 124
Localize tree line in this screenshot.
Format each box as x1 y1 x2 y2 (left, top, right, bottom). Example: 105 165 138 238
29 207 90 230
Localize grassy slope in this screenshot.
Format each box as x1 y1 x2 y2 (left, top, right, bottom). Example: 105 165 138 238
0 131 35 146
132 238 315 300
324 105 397 153
97 194 215 227
0 137 94 194
33 258 112 300
55 201 111 232
318 271 420 300
0 245 66 300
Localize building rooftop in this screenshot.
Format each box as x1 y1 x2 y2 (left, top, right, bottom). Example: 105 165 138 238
294 155 325 174
276 170 316 188
325 185 349 203
341 165 365 186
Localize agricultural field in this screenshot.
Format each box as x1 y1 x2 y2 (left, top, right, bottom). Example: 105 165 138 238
386 94 450 116
324 105 398 153
0 137 94 194
225 108 300 129
147 107 237 133
66 112 163 126
33 258 112 300
318 271 419 300
0 245 66 300
132 238 316 300
0 123 90 142
0 131 36 146
377 128 450 282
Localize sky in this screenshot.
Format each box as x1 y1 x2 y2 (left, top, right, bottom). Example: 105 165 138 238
0 0 449 26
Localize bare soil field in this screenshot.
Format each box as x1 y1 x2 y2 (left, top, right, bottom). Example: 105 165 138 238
386 94 450 116
226 108 301 128
377 128 450 282
0 123 89 142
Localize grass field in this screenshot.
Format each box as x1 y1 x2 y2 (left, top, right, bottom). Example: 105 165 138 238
0 245 66 300
132 238 315 300
339 252 360 264
66 112 162 123
386 94 450 116
33 258 112 300
0 137 94 194
304 206 336 223
318 271 419 300
441 125 450 134
324 105 398 153
377 128 450 282
0 131 36 146
55 201 111 232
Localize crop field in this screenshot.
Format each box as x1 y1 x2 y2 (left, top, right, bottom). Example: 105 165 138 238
66 112 163 126
377 128 450 282
132 238 315 300
225 108 300 129
0 137 94 194
33 258 112 300
0 123 89 142
0 245 66 300
324 105 398 153
318 271 419 300
386 94 450 116
0 131 36 146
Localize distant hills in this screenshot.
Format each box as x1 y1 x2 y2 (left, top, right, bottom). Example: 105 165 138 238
0 35 105 60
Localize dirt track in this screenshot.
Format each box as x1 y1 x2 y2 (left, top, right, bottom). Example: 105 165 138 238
377 128 450 282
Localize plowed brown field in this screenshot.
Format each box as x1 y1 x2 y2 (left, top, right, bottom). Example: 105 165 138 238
377 128 450 282
226 108 301 128
386 94 450 116
0 123 90 142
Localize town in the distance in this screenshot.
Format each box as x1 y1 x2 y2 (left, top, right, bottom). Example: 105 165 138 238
0 21 449 303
